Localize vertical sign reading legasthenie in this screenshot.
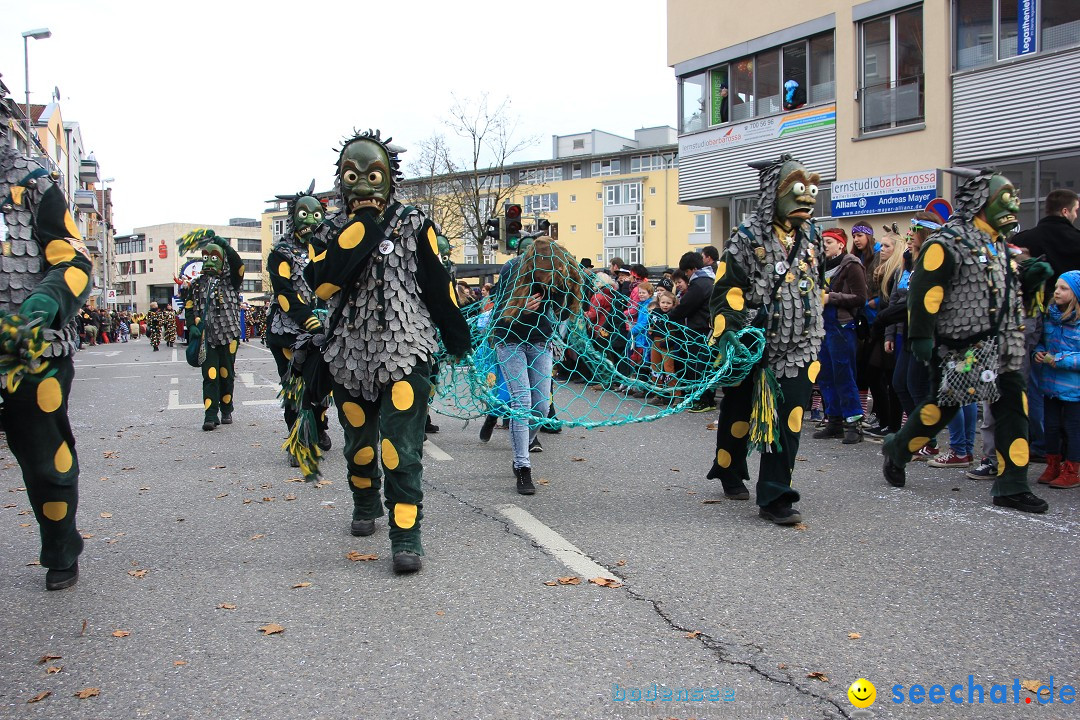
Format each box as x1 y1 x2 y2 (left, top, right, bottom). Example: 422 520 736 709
1018 0 1037 56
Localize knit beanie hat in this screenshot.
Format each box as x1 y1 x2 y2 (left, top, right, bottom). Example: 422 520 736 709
1061 270 1080 301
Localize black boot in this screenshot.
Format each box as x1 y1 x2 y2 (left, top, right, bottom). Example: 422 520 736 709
220 410 233 425
812 417 843 439
515 465 536 495
317 430 332 451
45 561 79 591
479 415 497 442
393 551 422 574
842 419 863 444
425 415 439 434
759 502 802 525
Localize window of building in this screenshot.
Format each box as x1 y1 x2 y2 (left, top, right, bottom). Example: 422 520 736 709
571 225 577 232
115 237 145 255
783 41 808 110
604 182 641 206
732 195 757 227
591 159 621 176
630 153 677 173
680 71 709 132
730 58 755 122
809 34 836 104
572 139 585 150
241 279 262 293
605 215 641 237
859 7 924 134
596 192 603 200
650 186 657 195
522 166 563 184
955 0 1078 70
650 219 657 227
246 258 263 274
755 48 782 116
523 193 558 212
694 213 710 234
596 223 603 231
572 162 582 179
604 244 643 265
272 219 286 239
237 238 262 253
570 194 576 202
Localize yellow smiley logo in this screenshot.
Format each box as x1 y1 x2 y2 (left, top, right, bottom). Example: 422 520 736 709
848 678 876 708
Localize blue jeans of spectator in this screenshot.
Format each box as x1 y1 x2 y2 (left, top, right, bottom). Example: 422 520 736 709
1043 396 1080 462
945 402 977 457
495 341 552 469
818 309 861 420
892 334 932 416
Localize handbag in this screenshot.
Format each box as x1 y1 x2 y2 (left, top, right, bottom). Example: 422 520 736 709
936 336 1001 406
185 294 210 368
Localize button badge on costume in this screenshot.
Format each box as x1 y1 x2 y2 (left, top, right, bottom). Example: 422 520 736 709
379 239 394 255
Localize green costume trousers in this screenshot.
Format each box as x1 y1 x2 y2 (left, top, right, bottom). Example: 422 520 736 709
332 362 431 556
270 344 329 433
884 368 1032 496
707 363 813 508
1 357 83 569
202 340 237 423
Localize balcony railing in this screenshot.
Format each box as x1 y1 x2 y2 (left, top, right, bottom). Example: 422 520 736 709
79 158 100 184
859 74 924 134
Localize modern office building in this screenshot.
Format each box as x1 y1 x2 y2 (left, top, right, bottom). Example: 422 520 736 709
668 0 1080 239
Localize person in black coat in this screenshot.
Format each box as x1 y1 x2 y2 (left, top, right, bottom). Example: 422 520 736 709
668 251 715 412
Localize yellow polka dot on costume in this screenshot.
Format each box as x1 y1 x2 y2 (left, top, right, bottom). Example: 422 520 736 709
923 285 944 313
1022 392 1028 416
316 282 341 300
449 282 458 307
277 295 291 312
185 300 193 309
715 261 726 281
391 381 414 411
716 449 732 468
220 367 228 378
204 398 212 409
338 222 366 250
350 475 372 489
238 265 246 277
996 450 1005 475
921 243 945 272
395 502 418 529
45 239 76 265
42 501 68 521
919 404 942 426
36 377 62 413
222 394 232 404
341 401 366 427
207 367 218 380
787 406 804 433
382 439 400 470
229 340 238 353
712 314 726 339
282 348 294 360
54 443 73 473
64 267 88 297
277 261 290 277
427 227 439 255
1008 438 1029 466
726 287 745 311
486 372 496 387
730 421 749 438
808 361 821 384
354 446 375 465
907 436 930 453
63 210 82 241
308 243 326 262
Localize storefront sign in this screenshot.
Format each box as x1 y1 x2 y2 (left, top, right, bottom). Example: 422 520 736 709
679 104 836 158
1018 0 1037 56
830 170 939 217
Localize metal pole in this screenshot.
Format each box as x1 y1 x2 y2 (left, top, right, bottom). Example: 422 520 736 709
23 36 31 154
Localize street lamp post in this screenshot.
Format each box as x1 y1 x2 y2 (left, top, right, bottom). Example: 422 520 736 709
100 177 114 306
21 28 52 156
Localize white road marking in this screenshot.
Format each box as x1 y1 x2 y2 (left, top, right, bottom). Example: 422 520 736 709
241 399 279 406
424 440 453 461
496 504 618 581
168 389 202 410
171 348 177 363
238 372 277 390
113 376 138 379
170 377 179 385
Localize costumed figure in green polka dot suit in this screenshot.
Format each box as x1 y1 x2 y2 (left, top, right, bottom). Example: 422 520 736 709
308 130 471 574
881 168 1052 513
0 95 94 590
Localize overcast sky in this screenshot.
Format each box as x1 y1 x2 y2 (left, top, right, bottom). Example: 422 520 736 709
3 0 676 234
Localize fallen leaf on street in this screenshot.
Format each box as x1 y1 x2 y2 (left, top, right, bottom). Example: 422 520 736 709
261 497 275 502
589 577 623 588
1021 680 1051 698
215 493 228 499
211 465 226 469
20 523 30 527
778 663 788 670
174 660 188 666
536 478 549 485
796 456 808 461
100 512 113 519
74 687 100 699
46 666 62 674
120 466 136 471
139 486 150 491
2 503 15 508
616 560 626 567
250 534 265 540
112 630 130 638
242 499 252 505
557 576 581 585
435 611 445 616
259 623 285 635
543 580 558 586
848 632 861 639
26 560 40 566
346 551 378 562
216 603 237 610
18 510 31 515
286 477 304 483
291 582 311 589
38 654 61 664
314 480 332 488
685 630 702 639
80 619 87 636
103 451 119 458
670 468 681 472
284 494 297 501
127 569 148 578
706 422 718 430
793 523 808 531
27 691 51 703
80 532 94 539
702 499 725 504
806 672 829 682
571 457 585 462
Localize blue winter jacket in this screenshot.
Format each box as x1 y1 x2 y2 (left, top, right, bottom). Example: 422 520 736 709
1035 306 1080 402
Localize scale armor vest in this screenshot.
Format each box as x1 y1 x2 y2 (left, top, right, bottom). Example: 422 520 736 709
192 272 241 347
325 211 437 401
269 241 314 338
1 152 79 359
727 221 825 378
933 225 1025 372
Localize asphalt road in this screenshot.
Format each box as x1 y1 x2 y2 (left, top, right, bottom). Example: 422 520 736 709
1 339 1076 720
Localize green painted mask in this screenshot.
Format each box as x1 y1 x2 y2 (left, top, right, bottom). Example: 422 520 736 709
293 196 324 239
436 234 451 256
774 159 820 230
339 139 392 215
980 174 1020 235
201 244 224 276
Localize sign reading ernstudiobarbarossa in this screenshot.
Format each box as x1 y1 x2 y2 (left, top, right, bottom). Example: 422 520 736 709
830 170 939 217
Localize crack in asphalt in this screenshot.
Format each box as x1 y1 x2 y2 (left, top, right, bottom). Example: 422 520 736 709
424 475 849 719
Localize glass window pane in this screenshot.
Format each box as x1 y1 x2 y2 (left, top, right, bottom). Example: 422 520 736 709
896 8 924 80
862 16 892 88
994 160 1036 203
955 0 993 70
782 43 807 110
809 33 835 103
1042 0 1080 52
755 49 781 116
681 72 708 132
730 58 754 122
999 0 1019 58
1038 154 1080 198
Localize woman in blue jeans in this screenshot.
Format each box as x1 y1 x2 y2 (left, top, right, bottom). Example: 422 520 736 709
813 228 868 443
490 238 584 494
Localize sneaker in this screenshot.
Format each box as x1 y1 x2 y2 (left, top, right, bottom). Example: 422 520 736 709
928 450 973 468
202 420 217 431
966 457 997 480
864 425 890 440
45 561 79 591
220 411 233 425
723 481 750 500
392 551 422 574
350 519 376 537
425 416 440 434
883 455 906 487
992 491 1048 513
759 502 802 525
529 437 543 453
912 446 939 461
317 430 332 452
688 401 717 414
479 415 497 443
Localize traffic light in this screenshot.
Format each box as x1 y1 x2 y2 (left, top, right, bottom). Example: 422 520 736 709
503 203 523 254
484 216 501 250
537 219 551 236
